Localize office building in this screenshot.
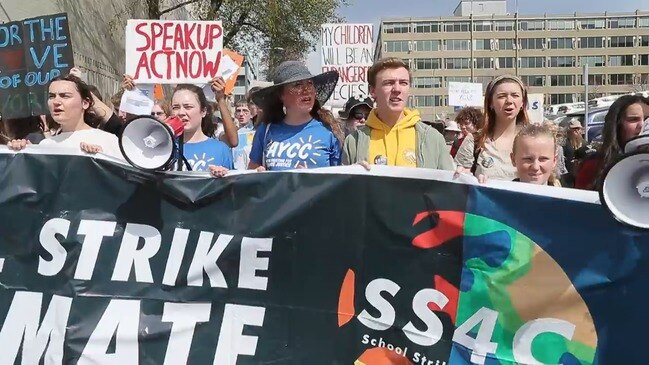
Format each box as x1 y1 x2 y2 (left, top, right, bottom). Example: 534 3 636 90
376 0 649 117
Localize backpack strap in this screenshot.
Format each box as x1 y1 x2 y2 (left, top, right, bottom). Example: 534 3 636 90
470 139 483 175
261 123 271 169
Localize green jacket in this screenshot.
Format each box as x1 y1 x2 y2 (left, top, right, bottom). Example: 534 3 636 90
342 121 455 170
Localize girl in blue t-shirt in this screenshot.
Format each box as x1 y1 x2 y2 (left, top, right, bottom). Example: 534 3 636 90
247 61 342 171
171 81 233 175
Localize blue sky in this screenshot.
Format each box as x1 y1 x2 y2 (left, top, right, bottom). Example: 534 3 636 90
306 0 648 73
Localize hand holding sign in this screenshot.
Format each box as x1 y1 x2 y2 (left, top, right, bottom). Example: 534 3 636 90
122 74 135 91
210 76 226 101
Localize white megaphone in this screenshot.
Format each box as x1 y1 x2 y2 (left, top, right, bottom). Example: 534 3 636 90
600 131 649 230
119 115 190 171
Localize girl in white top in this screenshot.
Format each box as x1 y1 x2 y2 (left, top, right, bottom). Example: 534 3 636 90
454 75 530 183
7 75 122 160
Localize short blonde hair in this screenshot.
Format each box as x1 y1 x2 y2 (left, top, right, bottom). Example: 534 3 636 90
367 57 411 88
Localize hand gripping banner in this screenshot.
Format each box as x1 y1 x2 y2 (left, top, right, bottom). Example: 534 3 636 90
0 149 647 364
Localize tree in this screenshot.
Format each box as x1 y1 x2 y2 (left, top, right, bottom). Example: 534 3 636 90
114 0 347 75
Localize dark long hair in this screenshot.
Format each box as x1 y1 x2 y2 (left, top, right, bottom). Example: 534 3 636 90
264 87 344 144
0 116 44 142
172 84 215 137
475 75 529 149
592 94 649 189
48 74 96 125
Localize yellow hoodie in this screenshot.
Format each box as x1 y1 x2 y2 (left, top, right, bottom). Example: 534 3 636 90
366 108 420 167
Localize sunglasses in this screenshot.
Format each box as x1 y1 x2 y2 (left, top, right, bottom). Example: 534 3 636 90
151 112 165 116
352 112 369 120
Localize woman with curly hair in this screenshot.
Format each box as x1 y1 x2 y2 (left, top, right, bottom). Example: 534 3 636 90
451 106 483 158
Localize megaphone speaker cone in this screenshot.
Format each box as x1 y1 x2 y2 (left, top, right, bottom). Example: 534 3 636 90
119 116 176 171
601 153 649 230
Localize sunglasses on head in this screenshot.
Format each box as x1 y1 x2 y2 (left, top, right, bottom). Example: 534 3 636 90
352 112 369 120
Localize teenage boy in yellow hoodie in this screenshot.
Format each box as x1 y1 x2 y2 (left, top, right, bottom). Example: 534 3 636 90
342 57 454 170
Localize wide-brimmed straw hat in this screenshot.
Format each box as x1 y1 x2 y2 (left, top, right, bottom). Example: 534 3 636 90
250 61 339 109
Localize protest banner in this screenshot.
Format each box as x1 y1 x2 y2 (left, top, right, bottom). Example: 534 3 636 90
125 20 223 84
527 93 545 123
0 148 648 364
0 13 73 118
321 23 373 107
448 82 483 108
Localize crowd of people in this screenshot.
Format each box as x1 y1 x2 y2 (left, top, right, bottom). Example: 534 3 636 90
2 56 648 192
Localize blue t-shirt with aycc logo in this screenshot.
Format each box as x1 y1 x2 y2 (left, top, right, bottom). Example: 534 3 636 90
183 138 233 172
249 119 341 170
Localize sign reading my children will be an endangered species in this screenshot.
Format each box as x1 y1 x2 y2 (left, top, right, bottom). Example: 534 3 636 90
0 13 73 119
125 20 223 84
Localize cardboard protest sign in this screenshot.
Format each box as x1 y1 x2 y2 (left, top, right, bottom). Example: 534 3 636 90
125 20 223 84
321 23 373 107
223 49 244 95
448 82 483 107
0 13 73 118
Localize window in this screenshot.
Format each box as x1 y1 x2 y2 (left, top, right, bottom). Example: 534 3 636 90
609 18 635 29
474 39 491 50
610 74 634 85
474 21 492 32
384 23 410 33
445 22 470 32
446 76 471 84
235 75 246 87
445 58 471 69
578 19 605 29
497 57 515 69
641 36 649 47
609 55 634 66
550 56 576 67
580 56 605 67
414 58 441 70
547 20 575 30
640 18 649 28
550 94 575 104
446 39 471 51
414 96 443 107
550 75 575 86
520 57 545 68
414 22 441 33
415 40 441 52
587 74 605 85
641 55 649 66
580 37 603 48
610 36 635 47
494 21 514 31
640 74 649 84
549 37 573 49
474 76 493 89
475 57 492 69
413 77 442 88
519 38 544 50
385 41 410 53
521 75 545 87
519 20 544 31
498 39 514 50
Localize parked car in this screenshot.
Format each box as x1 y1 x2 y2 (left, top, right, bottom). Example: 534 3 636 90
559 107 608 142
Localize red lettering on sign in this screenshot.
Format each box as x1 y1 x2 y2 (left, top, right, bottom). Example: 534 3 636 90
162 22 174 50
134 53 151 79
135 23 150 52
150 23 164 50
202 50 221 79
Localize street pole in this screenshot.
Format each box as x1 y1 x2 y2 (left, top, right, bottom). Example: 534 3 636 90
583 64 590 143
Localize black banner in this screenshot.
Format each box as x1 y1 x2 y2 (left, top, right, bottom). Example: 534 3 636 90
0 151 462 364
4 149 649 364
0 13 73 119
